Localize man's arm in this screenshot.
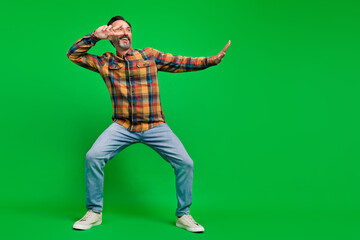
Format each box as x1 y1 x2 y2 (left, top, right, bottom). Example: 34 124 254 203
148 40 231 73
66 32 103 73
66 25 122 73
148 48 216 73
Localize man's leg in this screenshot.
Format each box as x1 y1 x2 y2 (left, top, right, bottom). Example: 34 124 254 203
140 123 194 217
85 122 141 213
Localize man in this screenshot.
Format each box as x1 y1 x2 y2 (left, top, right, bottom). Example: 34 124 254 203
67 16 230 233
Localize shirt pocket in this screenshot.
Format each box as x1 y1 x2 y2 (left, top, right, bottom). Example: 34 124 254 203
108 62 125 70
133 60 153 82
106 62 126 86
134 60 152 68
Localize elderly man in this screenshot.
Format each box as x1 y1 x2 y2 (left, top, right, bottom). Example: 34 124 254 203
67 16 230 233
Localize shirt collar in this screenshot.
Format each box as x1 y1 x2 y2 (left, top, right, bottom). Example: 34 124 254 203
116 46 134 58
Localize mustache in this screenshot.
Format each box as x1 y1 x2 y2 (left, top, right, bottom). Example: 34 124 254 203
119 35 130 40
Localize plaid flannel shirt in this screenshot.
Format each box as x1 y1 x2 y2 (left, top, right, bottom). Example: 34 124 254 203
66 32 218 132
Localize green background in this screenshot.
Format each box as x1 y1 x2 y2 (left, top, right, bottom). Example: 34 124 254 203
1 0 360 239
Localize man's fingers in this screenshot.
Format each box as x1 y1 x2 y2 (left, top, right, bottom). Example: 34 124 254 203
222 40 231 53
212 41 231 64
112 25 121 31
220 40 231 53
105 25 117 36
105 25 113 31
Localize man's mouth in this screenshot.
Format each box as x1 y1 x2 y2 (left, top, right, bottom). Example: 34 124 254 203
120 37 129 42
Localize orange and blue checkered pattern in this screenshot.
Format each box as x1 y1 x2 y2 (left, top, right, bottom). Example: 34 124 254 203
67 33 217 132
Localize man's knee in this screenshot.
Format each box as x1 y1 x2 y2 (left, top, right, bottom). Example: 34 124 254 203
86 148 106 163
180 156 194 170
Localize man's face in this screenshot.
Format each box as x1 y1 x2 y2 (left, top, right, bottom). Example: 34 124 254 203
109 20 132 50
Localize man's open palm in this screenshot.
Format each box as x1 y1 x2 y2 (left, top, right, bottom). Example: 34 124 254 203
214 40 231 64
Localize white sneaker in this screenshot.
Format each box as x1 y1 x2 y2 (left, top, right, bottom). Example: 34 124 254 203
176 214 205 233
73 210 102 230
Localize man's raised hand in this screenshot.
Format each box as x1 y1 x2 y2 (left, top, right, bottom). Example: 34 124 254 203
213 40 231 65
93 25 122 39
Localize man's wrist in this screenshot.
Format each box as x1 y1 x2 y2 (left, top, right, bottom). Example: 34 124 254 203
209 56 218 66
90 31 101 42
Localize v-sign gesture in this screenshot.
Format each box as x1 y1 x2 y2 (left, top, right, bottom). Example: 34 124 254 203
213 40 231 65
92 25 123 39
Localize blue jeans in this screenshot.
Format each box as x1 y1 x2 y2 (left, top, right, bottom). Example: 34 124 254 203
85 122 193 217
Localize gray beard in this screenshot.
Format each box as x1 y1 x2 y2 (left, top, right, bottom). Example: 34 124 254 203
118 40 131 50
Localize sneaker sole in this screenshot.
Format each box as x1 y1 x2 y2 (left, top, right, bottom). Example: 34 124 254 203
73 220 102 230
176 222 204 233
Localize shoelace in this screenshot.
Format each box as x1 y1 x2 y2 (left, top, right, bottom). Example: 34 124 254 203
79 211 93 221
186 215 200 226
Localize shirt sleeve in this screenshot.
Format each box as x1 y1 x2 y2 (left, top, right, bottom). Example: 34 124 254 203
148 48 218 73
66 32 104 73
